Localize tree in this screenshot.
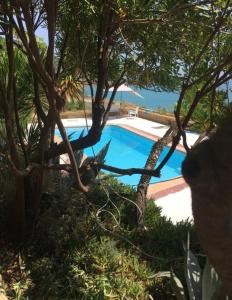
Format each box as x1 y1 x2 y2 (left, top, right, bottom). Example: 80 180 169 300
181 88 229 132
0 0 198 239
136 126 177 226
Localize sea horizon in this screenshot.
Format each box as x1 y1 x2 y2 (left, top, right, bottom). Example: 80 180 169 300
84 83 232 113
85 85 179 112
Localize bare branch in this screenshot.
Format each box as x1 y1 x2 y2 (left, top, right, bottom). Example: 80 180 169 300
94 162 161 178
54 107 89 192
101 70 126 128
33 72 46 123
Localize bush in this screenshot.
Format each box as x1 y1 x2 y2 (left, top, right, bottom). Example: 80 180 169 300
0 176 201 299
65 100 84 111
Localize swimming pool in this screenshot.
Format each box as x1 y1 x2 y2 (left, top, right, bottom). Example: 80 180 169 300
55 125 185 185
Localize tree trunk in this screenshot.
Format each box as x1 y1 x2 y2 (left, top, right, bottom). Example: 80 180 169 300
136 127 176 226
7 176 26 242
182 114 232 295
5 170 44 242
24 169 44 229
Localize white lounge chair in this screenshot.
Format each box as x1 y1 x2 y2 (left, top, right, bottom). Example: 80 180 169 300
128 106 139 118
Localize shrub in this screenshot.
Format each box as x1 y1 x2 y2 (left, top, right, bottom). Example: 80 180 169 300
0 176 201 299
65 100 84 111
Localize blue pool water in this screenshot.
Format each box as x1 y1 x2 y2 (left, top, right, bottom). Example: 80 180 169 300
56 125 186 186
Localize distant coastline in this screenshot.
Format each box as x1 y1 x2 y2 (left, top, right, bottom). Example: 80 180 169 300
84 85 179 112
84 83 232 113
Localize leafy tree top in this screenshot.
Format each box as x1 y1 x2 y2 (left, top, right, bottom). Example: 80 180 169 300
56 0 232 92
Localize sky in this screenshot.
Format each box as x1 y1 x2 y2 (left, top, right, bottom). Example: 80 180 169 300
35 26 48 44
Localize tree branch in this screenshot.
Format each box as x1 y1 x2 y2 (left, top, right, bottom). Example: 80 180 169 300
94 162 161 177
56 27 69 79
13 76 29 165
33 72 46 123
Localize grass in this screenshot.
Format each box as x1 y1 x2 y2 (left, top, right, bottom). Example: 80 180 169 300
0 176 202 299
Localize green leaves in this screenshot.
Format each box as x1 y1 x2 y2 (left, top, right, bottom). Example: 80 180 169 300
202 260 224 300
181 88 229 132
66 137 112 187
80 140 111 186
183 234 227 300
23 118 41 159
154 271 186 300
0 36 47 125
73 129 85 167
94 140 111 163
154 233 228 300
59 75 83 104
184 233 201 300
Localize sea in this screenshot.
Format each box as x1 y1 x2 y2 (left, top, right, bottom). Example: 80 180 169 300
85 83 232 113
85 85 179 112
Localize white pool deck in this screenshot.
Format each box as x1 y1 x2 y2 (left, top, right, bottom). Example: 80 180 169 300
61 116 199 223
